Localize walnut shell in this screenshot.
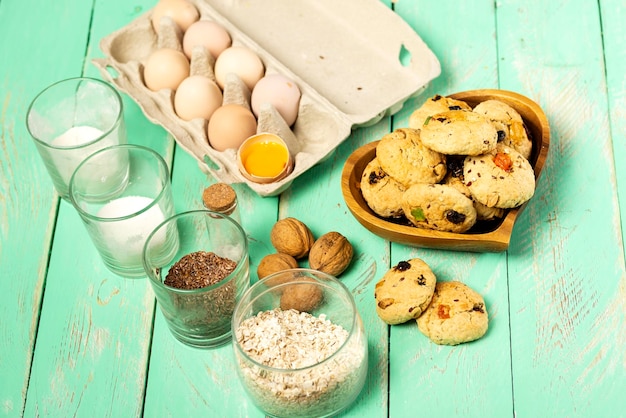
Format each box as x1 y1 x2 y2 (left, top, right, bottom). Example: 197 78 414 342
257 253 299 283
280 277 323 313
270 218 315 259
308 231 353 276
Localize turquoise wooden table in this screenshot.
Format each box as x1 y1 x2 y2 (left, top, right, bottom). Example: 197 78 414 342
1 0 625 417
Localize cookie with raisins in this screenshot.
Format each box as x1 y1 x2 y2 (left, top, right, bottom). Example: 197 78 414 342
375 258 437 325
408 94 472 130
442 160 505 221
463 143 535 209
473 99 533 160
401 183 477 233
360 157 406 218
420 110 498 156
376 128 447 187
417 281 488 346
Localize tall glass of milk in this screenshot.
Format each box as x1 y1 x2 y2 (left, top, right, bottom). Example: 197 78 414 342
26 77 126 199
69 144 176 278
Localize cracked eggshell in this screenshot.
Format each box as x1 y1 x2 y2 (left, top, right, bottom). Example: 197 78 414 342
237 133 293 184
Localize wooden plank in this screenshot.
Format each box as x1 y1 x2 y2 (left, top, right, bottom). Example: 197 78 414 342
277 121 394 418
496 0 626 416
388 1 514 417
142 144 276 417
0 0 93 415
601 0 626 244
23 0 174 416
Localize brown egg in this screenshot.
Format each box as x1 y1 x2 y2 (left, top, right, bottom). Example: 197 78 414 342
143 48 190 91
151 0 199 33
207 104 257 151
182 20 232 59
174 75 223 121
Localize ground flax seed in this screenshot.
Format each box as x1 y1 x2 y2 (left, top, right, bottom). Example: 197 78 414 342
165 251 238 334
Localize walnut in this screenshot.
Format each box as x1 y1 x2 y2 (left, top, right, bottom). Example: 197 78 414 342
308 231 353 276
257 253 299 284
280 277 323 313
270 218 315 259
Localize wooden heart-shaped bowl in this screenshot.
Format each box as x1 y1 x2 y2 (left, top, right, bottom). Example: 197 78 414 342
341 89 550 252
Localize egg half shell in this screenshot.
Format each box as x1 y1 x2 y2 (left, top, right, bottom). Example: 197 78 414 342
237 133 294 184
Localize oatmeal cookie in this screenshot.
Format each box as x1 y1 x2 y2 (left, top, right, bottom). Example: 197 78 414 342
401 183 477 233
463 143 535 209
375 258 437 325
417 281 489 345
408 94 472 130
473 99 533 160
360 157 406 218
420 110 498 156
443 157 505 221
376 128 447 187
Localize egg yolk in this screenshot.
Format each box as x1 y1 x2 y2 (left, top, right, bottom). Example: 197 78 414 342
242 141 289 178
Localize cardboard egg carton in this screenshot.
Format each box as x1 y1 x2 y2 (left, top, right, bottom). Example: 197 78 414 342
93 0 441 196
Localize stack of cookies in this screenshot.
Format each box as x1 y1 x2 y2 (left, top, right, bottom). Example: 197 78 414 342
360 94 536 233
374 258 488 345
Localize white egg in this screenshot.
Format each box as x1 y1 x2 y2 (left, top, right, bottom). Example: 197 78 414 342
251 74 302 126
214 46 265 91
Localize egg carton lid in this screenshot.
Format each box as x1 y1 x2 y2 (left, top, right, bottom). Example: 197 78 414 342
94 0 441 196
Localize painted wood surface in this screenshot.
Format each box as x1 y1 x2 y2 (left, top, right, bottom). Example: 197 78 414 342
1 0 624 418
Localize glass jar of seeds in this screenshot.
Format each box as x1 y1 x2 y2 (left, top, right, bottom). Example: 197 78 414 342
232 269 368 418
143 210 250 348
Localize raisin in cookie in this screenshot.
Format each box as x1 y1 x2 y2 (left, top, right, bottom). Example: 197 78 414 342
376 128 447 187
360 157 406 218
463 143 535 209
473 99 533 160
420 110 498 156
417 281 488 345
375 259 437 325
443 157 505 221
402 183 477 233
408 94 472 130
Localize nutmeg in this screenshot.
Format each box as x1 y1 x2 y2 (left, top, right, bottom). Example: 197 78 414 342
270 217 315 259
279 277 323 313
308 231 353 276
257 253 299 283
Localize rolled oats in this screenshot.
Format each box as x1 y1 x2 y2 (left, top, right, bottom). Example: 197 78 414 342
235 308 367 417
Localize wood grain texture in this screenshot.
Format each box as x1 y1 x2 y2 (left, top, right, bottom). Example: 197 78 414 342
601 0 626 248
496 0 626 416
2 0 625 417
0 0 94 415
21 0 174 416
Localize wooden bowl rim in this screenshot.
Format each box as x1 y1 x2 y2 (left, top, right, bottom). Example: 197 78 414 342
340 89 550 252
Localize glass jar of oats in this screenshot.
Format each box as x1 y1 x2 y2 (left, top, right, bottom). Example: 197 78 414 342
231 269 368 418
